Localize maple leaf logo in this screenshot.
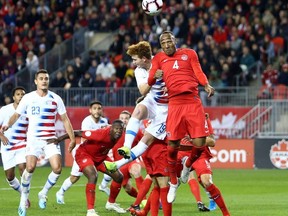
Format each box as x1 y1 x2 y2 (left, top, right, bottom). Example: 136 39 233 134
211 112 245 138
270 139 288 169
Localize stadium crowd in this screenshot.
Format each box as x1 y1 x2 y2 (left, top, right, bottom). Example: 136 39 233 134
0 0 288 106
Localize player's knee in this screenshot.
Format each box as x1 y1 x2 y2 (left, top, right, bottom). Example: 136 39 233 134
52 166 62 174
5 173 15 181
113 172 123 183
129 164 142 177
70 175 80 184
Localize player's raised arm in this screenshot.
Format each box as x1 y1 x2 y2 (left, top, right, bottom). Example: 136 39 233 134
60 113 76 153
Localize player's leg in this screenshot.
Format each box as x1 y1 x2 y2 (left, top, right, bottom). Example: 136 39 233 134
129 160 144 190
157 176 172 216
18 155 38 216
118 103 148 157
38 153 62 209
187 171 209 211
56 159 82 204
98 174 112 196
201 173 230 216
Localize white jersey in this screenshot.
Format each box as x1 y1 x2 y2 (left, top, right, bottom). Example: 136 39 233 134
16 90 66 139
134 66 168 104
0 103 28 152
81 116 108 130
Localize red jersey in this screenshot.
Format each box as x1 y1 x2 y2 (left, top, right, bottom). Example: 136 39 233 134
148 48 208 103
77 126 118 162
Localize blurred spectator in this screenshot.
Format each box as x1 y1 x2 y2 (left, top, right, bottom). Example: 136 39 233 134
87 59 98 81
50 71 67 88
25 51 39 74
278 63 288 86
72 56 86 81
115 59 128 81
240 46 255 69
122 74 137 88
15 57 26 74
78 71 94 88
260 34 275 65
96 55 116 81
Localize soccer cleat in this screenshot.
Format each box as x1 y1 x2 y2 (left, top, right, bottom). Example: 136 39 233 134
180 156 191 183
117 146 131 159
38 192 47 209
105 201 126 213
128 204 140 215
86 209 100 216
103 161 117 173
25 199 31 209
197 202 210 212
209 199 217 211
167 181 180 203
18 206 26 216
98 184 110 196
56 191 65 204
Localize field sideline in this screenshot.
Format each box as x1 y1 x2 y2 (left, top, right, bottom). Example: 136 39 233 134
0 167 287 216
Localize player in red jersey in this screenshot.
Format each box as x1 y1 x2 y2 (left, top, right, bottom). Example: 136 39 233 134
49 120 124 216
179 114 230 216
147 31 215 203
105 110 144 214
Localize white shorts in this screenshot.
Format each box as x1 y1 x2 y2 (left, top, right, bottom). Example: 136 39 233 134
140 95 168 140
26 138 61 159
1 143 26 170
70 144 82 176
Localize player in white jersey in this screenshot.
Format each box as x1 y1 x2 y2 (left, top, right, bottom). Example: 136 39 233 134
2 69 76 216
0 87 31 208
56 101 108 204
105 41 168 172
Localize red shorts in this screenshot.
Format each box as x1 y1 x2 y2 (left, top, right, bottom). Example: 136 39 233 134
166 102 208 140
142 143 169 177
176 151 212 183
75 148 112 173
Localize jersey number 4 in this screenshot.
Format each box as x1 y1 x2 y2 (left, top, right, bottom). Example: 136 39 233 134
173 60 179 69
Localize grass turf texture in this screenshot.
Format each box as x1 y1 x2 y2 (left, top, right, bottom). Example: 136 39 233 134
0 167 287 216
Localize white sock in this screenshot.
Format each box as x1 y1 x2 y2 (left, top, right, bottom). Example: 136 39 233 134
20 169 33 207
58 177 73 195
40 172 60 195
115 141 148 168
7 177 21 193
100 174 112 188
124 117 141 148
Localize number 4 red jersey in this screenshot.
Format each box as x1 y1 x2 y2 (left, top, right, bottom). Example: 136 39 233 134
148 48 208 103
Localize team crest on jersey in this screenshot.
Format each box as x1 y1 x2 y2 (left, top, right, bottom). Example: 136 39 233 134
270 139 288 169
85 131 92 137
181 54 188 61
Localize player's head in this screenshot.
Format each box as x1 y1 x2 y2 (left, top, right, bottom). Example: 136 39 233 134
159 31 177 56
89 100 103 120
110 119 124 141
127 41 152 69
12 86 26 104
34 69 49 91
119 110 131 128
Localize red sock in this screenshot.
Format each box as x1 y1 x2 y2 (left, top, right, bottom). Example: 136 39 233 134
108 181 121 203
160 187 172 216
86 183 95 210
167 145 179 184
135 176 144 190
133 177 152 205
186 147 205 167
127 186 138 198
188 179 201 202
206 184 230 216
150 187 160 216
143 192 151 214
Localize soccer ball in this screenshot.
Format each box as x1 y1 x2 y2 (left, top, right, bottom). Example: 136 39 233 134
142 0 163 16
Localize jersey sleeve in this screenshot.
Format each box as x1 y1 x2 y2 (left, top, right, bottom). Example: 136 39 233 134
81 117 91 130
16 94 28 115
189 50 209 86
148 55 161 86
55 94 67 115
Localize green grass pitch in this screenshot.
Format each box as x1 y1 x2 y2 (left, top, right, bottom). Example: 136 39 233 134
0 167 287 216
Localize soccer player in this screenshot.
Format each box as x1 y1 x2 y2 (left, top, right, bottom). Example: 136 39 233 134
105 110 144 214
104 41 167 174
49 120 125 216
179 114 230 216
0 87 30 208
2 69 76 216
56 101 108 204
130 136 172 216
147 31 215 203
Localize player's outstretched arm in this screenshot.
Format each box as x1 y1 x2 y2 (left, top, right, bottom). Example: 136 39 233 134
1 112 20 132
47 130 83 144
